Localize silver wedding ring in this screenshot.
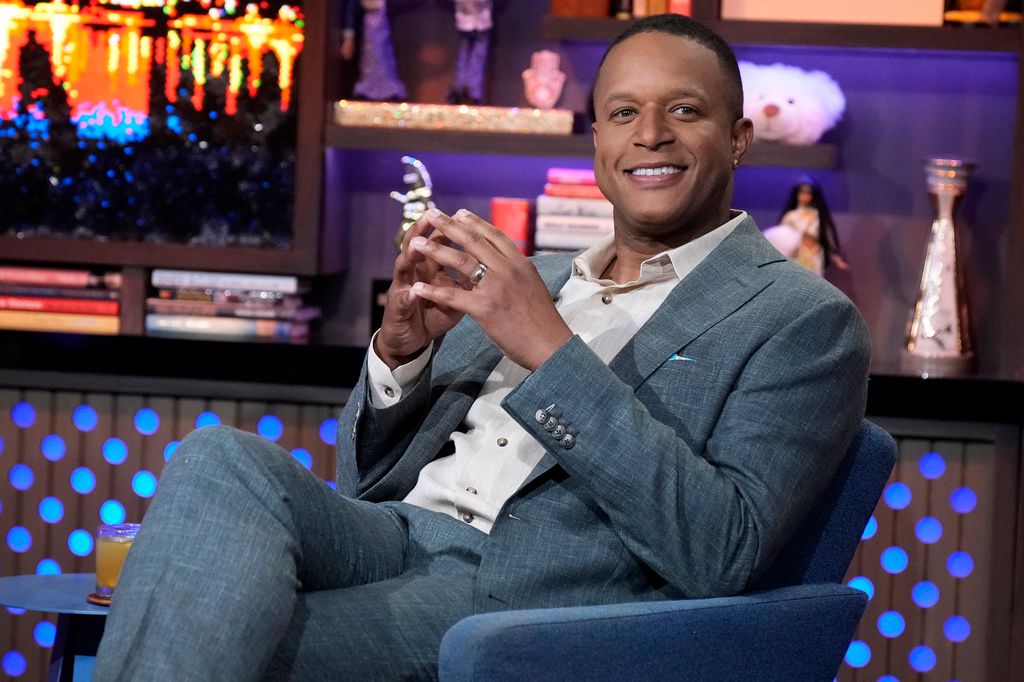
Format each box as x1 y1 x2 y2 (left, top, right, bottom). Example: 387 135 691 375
469 263 488 286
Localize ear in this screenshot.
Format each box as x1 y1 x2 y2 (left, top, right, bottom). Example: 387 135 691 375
731 117 754 165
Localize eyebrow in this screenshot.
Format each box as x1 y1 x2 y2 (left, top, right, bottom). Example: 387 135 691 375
600 88 708 106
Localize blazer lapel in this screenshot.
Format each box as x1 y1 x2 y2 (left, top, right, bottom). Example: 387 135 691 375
403 254 576 473
608 217 784 390
519 218 784 492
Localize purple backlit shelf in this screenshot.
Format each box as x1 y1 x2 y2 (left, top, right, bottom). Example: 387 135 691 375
325 125 836 168
542 16 1023 52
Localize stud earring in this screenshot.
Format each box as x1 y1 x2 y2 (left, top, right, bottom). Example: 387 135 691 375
732 158 739 169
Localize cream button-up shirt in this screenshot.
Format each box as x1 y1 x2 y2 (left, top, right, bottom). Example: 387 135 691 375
367 212 746 533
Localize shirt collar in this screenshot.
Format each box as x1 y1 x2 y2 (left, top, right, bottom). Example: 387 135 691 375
571 211 747 285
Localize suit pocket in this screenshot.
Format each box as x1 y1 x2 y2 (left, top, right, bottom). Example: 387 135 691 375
647 357 723 392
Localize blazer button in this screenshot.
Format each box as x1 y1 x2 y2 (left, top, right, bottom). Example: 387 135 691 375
535 409 549 424
552 425 566 439
544 416 558 432
560 434 576 450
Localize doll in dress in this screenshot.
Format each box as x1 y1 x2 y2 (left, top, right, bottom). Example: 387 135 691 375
340 0 408 102
764 177 849 276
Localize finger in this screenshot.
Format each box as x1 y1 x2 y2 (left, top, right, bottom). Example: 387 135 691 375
423 208 505 266
430 209 521 263
392 218 433 284
410 281 478 316
409 235 480 286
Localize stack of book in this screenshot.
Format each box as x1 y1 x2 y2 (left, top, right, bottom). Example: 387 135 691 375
145 270 320 343
534 168 614 253
0 265 121 335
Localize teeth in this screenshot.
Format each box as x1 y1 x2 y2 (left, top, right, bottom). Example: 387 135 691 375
629 166 682 176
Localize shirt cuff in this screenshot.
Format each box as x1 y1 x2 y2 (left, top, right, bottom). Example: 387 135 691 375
366 331 433 408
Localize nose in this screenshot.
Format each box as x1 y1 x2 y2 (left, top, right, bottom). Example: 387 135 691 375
762 104 780 118
632 109 674 150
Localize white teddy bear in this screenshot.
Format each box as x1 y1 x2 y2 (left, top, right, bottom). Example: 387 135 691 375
739 61 846 145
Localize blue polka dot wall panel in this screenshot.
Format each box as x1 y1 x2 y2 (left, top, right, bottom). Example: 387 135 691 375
836 420 1017 682
0 388 342 681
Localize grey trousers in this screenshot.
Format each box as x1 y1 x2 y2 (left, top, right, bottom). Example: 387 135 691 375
93 425 488 681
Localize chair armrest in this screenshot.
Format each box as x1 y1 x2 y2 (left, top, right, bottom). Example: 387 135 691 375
439 583 866 682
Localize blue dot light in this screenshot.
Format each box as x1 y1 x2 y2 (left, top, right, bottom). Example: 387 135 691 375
134 408 160 435
844 640 871 668
73 405 98 432
68 529 94 556
861 515 878 541
948 551 974 579
132 470 157 498
11 402 36 428
36 559 61 576
848 576 874 600
103 438 128 465
878 611 906 638
950 487 977 514
881 547 909 574
909 645 936 672
884 482 912 510
164 440 180 460
34 621 56 647
919 451 946 479
9 464 34 491
912 581 940 608
0 435 3 454
40 434 66 462
2 651 26 676
319 418 338 445
291 448 313 469
878 677 900 682
944 615 970 643
7 526 31 553
38 497 64 524
100 500 126 525
70 467 96 494
915 517 943 544
195 411 221 428
257 415 283 441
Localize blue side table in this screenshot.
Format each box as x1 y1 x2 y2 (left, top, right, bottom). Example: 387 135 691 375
0 574 108 682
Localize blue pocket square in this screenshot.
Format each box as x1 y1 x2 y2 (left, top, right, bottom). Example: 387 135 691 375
669 354 696 363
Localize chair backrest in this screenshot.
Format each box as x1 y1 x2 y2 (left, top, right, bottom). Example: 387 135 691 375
750 419 896 591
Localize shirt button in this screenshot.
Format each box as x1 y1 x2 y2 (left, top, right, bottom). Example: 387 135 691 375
462 513 475 523
496 437 508 447
383 386 395 398
466 486 478 495
601 294 612 304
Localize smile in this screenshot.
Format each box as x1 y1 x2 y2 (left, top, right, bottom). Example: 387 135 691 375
627 166 684 176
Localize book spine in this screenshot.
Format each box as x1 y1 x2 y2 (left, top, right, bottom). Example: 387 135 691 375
145 298 318 321
667 0 692 15
145 314 305 339
545 167 597 186
0 266 118 289
535 215 615 249
536 194 615 218
0 296 119 315
649 0 669 13
151 270 302 294
543 183 607 200
0 284 120 300
633 0 650 16
0 310 120 334
490 197 533 255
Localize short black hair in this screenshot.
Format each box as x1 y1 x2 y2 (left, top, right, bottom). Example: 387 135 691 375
593 14 744 122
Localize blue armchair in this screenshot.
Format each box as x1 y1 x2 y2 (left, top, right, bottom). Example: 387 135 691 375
438 420 897 681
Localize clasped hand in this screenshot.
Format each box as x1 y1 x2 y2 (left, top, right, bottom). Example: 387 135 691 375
375 208 572 372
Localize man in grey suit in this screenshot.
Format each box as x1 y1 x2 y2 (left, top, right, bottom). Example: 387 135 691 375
94 13 869 681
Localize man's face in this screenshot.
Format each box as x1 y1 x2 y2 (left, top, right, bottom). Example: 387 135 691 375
592 32 752 246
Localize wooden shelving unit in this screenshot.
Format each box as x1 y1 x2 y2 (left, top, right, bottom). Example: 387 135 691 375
325 124 837 168
542 16 1023 52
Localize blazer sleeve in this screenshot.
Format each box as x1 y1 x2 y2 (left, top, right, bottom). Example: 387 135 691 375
335 353 435 498
501 292 870 599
